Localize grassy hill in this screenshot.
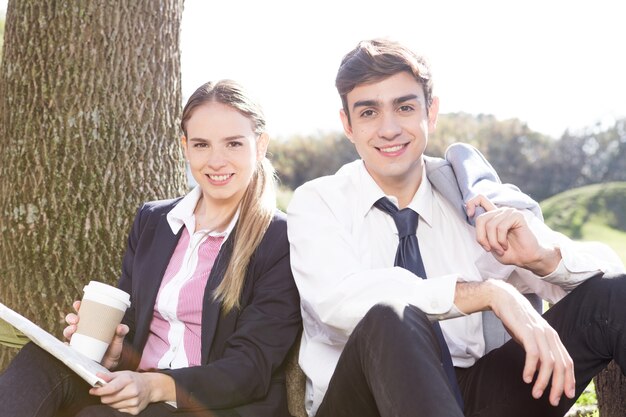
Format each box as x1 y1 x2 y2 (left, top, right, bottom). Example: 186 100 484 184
542 182 626 414
541 182 626 264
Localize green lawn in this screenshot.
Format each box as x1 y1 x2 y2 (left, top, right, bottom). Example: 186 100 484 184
568 220 626 415
542 182 626 416
580 221 626 264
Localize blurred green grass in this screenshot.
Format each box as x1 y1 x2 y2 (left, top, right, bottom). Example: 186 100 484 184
542 182 626 415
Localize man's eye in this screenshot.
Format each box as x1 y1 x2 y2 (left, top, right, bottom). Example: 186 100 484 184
399 105 414 112
360 109 376 118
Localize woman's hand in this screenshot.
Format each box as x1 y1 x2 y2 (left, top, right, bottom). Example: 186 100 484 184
63 300 129 370
90 371 176 415
62 300 81 342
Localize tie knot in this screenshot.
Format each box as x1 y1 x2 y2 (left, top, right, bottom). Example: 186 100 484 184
374 197 419 238
394 208 418 238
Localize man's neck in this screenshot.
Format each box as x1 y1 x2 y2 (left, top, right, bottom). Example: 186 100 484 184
365 162 424 209
374 173 423 209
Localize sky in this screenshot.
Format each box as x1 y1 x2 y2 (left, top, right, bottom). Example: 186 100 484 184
2 0 625 139
180 0 626 139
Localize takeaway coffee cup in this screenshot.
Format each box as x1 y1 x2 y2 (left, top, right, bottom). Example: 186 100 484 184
69 281 131 362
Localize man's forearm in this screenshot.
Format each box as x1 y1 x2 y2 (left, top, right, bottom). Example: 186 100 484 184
453 281 495 315
453 279 526 316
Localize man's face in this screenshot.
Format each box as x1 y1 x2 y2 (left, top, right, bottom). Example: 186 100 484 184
340 71 439 193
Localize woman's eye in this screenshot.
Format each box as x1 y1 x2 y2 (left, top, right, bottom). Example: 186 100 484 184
193 142 208 148
227 141 243 148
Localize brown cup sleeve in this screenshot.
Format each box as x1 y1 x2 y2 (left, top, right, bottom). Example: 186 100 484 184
76 299 126 343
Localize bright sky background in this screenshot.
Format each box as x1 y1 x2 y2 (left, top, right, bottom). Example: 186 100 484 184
2 0 625 139
180 0 626 139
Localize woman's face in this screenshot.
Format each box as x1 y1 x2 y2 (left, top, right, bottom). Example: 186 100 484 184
182 102 267 208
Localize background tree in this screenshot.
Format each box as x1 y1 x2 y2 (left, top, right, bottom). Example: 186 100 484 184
271 114 626 205
270 132 359 191
596 362 626 417
0 0 186 369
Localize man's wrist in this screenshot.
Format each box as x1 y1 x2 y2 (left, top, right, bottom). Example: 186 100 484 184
526 245 562 277
455 280 504 314
482 279 520 316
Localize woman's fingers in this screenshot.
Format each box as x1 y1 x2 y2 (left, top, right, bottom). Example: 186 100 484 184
63 300 82 341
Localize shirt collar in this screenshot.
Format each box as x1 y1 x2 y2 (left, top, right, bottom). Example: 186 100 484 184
354 161 387 219
166 186 240 236
406 167 434 228
355 162 434 227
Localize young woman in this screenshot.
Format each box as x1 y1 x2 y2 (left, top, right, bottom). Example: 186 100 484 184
0 80 301 417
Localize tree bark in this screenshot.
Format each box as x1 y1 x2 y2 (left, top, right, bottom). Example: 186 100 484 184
596 361 626 417
0 0 186 368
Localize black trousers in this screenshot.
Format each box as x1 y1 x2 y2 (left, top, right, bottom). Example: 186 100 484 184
316 274 626 417
0 343 239 417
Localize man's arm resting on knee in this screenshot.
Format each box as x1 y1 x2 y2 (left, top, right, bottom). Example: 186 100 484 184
454 279 575 407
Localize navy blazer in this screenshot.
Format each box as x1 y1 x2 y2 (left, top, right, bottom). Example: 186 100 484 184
116 198 301 417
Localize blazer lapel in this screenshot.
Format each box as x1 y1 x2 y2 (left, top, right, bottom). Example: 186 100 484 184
134 214 182 351
200 230 235 363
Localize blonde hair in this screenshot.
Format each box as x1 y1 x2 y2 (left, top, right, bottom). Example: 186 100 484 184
181 80 277 313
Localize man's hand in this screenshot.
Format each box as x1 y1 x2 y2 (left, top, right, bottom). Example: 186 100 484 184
63 300 129 370
455 280 575 406
489 280 575 406
466 195 561 276
89 371 173 415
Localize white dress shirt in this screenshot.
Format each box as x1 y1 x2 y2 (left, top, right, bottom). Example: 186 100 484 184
287 160 624 416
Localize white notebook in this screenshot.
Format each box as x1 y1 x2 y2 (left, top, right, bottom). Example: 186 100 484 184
0 301 109 386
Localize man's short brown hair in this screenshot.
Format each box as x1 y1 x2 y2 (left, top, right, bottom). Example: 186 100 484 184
336 39 434 123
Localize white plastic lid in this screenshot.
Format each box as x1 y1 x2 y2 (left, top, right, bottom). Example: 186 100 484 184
83 281 131 308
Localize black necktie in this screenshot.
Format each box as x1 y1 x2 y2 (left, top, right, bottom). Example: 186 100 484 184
374 197 464 409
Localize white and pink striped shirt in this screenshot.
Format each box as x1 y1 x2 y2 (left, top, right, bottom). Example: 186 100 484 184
138 187 238 371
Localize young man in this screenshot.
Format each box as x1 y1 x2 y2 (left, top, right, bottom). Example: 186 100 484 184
287 39 626 417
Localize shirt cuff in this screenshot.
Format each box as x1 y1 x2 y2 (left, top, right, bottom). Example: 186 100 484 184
428 304 467 322
418 274 461 321
539 243 603 290
539 258 568 280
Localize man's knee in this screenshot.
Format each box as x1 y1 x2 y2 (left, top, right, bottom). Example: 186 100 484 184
566 274 626 321
579 274 626 302
597 274 626 311
355 304 432 341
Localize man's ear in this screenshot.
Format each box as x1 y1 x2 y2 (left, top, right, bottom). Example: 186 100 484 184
181 135 189 160
339 109 355 143
256 132 270 161
427 96 440 134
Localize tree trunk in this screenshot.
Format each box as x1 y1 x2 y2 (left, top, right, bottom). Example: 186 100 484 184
596 361 626 416
0 0 186 368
